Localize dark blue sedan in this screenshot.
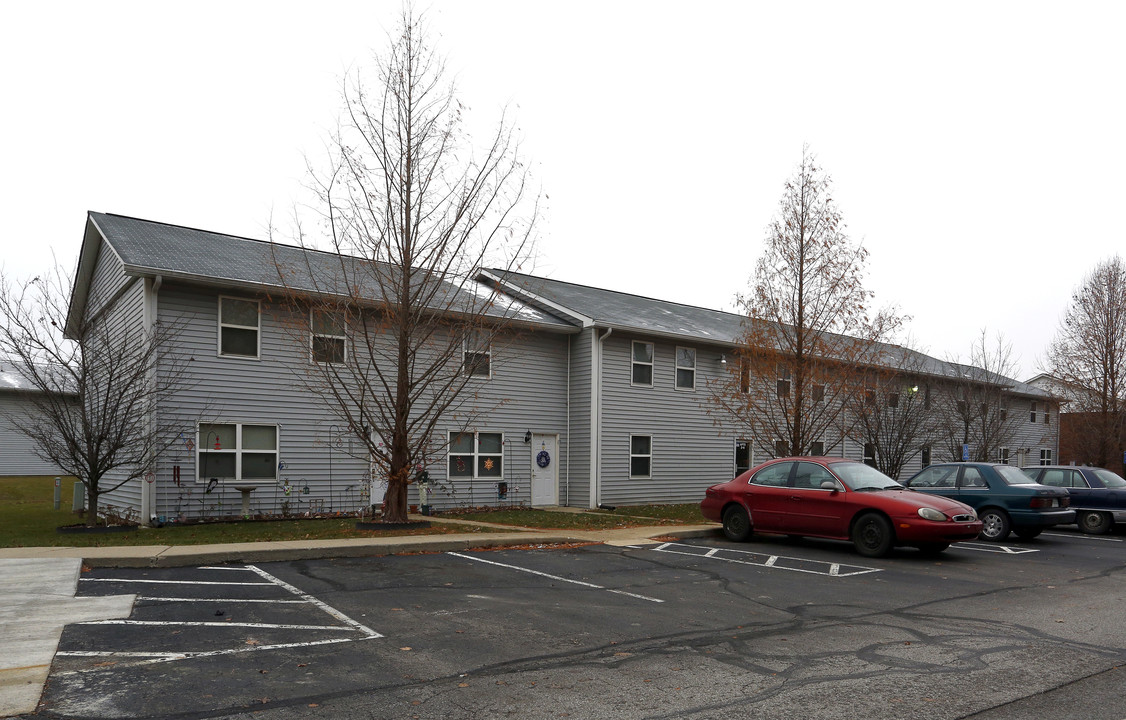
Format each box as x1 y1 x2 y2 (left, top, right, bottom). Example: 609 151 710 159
903 463 1073 541
1021 465 1126 534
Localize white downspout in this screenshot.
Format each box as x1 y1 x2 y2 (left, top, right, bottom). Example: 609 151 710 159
141 275 162 524
592 327 612 509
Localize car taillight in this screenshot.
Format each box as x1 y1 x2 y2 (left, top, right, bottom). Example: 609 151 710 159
1030 496 1066 509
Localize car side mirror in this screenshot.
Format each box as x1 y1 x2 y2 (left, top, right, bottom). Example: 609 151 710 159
820 480 839 492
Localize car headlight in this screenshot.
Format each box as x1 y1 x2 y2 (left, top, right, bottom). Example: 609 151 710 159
918 507 947 522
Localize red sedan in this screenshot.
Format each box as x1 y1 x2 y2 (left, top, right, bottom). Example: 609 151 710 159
701 457 983 557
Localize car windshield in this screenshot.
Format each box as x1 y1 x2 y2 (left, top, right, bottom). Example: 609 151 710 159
830 462 903 491
1092 468 1126 488
996 465 1037 485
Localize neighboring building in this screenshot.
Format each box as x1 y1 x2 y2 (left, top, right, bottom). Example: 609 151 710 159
0 364 71 477
67 212 1061 523
1028 373 1124 471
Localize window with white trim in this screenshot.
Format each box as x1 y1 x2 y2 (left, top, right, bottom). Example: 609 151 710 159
197 423 278 481
463 331 492 378
809 440 825 456
921 446 931 467
630 435 652 478
311 309 347 364
777 365 791 399
774 439 790 457
632 341 654 386
1030 401 1037 423
218 297 260 358
1040 448 1053 465
863 443 877 467
675 347 696 390
811 384 825 402
448 431 503 478
999 447 1010 464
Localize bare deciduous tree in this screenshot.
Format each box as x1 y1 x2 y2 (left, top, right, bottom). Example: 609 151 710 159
0 265 190 525
1045 256 1126 469
710 146 902 458
844 344 939 478
270 9 537 523
935 331 1022 463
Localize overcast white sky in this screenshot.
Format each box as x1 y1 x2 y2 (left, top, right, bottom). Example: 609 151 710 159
3 1 1123 380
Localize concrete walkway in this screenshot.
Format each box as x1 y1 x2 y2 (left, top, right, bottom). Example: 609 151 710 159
0 517 718 717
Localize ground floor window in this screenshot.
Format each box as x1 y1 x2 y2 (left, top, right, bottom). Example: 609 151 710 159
921 446 931 468
809 440 825 456
863 443 877 467
999 447 1010 464
197 423 278 482
735 439 751 477
630 435 652 478
1040 449 1053 465
448 431 504 478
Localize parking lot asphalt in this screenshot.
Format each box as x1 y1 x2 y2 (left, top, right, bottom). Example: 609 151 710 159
0 515 718 717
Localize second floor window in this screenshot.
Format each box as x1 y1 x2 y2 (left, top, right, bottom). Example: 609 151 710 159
311 309 347 364
632 341 654 386
219 296 259 358
463 331 491 378
1030 401 1037 423
675 347 696 390
777 366 791 399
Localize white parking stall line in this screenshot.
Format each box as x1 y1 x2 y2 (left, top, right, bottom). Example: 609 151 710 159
59 565 383 669
245 565 382 637
1042 532 1123 542
649 542 881 577
79 620 357 631
135 596 308 604
55 638 360 672
954 542 1039 554
447 551 664 603
80 578 272 586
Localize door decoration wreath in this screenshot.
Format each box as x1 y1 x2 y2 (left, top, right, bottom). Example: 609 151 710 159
536 449 551 468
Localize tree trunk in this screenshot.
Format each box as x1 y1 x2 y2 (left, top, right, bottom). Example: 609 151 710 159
86 483 98 527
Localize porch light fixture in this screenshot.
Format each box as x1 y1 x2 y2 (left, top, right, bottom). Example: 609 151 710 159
524 430 532 444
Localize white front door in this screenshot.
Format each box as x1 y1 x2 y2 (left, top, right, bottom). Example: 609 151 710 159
530 434 558 506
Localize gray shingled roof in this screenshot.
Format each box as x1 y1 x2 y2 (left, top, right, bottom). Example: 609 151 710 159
482 269 1052 399
83 213 576 330
479 268 748 344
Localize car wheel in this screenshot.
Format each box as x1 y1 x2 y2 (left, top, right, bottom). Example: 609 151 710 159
979 509 1011 541
852 513 894 558
1014 528 1042 541
722 505 752 542
916 542 950 556
1078 511 1112 535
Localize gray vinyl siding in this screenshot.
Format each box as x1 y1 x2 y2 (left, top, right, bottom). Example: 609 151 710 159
427 329 571 509
1008 396 1061 467
598 334 736 506
86 242 129 319
0 393 69 476
145 282 574 518
151 283 370 520
91 278 147 515
564 328 593 507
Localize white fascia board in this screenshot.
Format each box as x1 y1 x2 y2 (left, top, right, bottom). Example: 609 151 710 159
477 269 594 327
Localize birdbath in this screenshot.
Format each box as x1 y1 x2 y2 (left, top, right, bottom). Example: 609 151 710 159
234 486 257 517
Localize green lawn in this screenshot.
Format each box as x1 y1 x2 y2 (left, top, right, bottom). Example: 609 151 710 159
0 476 709 548
440 504 707 529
